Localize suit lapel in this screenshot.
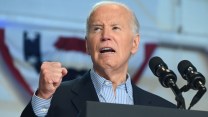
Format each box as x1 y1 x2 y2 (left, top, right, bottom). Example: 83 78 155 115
132 82 150 105
71 71 99 113
132 83 142 105
132 82 156 106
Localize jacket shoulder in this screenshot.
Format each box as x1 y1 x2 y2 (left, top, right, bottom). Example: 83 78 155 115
133 85 176 108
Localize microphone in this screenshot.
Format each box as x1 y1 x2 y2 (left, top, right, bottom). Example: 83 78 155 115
149 56 177 88
149 56 185 109
178 60 206 90
178 60 207 110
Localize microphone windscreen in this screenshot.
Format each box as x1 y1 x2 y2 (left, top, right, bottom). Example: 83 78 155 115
177 60 196 76
149 56 167 75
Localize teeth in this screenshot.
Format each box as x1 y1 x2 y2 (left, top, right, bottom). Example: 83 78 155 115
100 47 115 53
101 48 112 51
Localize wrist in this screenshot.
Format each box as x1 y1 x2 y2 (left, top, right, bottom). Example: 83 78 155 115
36 89 53 99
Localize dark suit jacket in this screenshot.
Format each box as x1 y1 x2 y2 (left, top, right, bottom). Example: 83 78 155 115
21 71 176 117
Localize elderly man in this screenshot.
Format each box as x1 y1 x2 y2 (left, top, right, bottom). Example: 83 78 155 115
21 1 175 117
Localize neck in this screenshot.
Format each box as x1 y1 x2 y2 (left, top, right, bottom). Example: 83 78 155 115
93 66 128 90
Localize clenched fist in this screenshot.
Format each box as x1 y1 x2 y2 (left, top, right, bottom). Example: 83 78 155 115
37 62 68 99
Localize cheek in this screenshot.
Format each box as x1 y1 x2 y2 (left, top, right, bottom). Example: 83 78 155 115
86 39 97 55
87 44 93 54
120 39 135 55
85 39 89 51
122 39 133 50
86 39 93 54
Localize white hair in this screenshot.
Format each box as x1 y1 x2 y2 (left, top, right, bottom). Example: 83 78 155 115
86 1 140 35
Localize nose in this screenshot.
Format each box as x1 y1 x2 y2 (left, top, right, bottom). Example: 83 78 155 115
101 28 111 41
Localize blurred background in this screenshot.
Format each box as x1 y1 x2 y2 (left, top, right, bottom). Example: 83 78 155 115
0 0 208 116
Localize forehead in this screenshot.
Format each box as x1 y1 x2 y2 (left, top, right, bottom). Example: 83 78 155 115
89 4 132 24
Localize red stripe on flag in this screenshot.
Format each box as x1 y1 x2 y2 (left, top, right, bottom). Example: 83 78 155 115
55 37 86 53
0 28 33 95
132 43 157 83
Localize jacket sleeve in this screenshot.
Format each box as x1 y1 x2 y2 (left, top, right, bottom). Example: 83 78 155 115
20 100 37 117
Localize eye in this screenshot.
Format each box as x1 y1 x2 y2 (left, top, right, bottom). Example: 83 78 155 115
93 26 102 32
112 26 120 31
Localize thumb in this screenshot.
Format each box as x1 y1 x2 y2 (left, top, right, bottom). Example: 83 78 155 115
62 67 68 77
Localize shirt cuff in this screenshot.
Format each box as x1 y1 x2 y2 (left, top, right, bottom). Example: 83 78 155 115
31 91 52 117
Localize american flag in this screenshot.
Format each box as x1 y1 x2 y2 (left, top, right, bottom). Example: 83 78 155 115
0 27 157 101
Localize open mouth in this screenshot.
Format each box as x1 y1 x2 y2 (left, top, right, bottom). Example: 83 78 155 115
100 47 116 53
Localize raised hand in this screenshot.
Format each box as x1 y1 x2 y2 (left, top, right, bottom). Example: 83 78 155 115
37 62 68 99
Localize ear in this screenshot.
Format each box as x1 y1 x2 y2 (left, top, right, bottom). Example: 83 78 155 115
131 34 140 55
85 36 91 55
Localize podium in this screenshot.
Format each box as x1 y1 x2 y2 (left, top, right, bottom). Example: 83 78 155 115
81 101 208 117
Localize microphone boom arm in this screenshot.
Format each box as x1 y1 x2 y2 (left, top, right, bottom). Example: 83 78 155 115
167 79 186 109
188 83 207 110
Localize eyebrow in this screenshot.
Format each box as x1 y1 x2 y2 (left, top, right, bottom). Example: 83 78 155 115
111 24 120 27
91 24 103 26
90 23 121 28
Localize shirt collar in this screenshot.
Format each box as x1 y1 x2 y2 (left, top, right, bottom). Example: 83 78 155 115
90 68 133 100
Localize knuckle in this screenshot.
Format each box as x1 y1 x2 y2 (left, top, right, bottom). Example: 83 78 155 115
54 62 62 67
41 69 48 76
40 63 46 69
41 62 50 69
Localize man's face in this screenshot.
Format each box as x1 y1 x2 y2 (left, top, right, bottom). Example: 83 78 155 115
86 4 139 73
